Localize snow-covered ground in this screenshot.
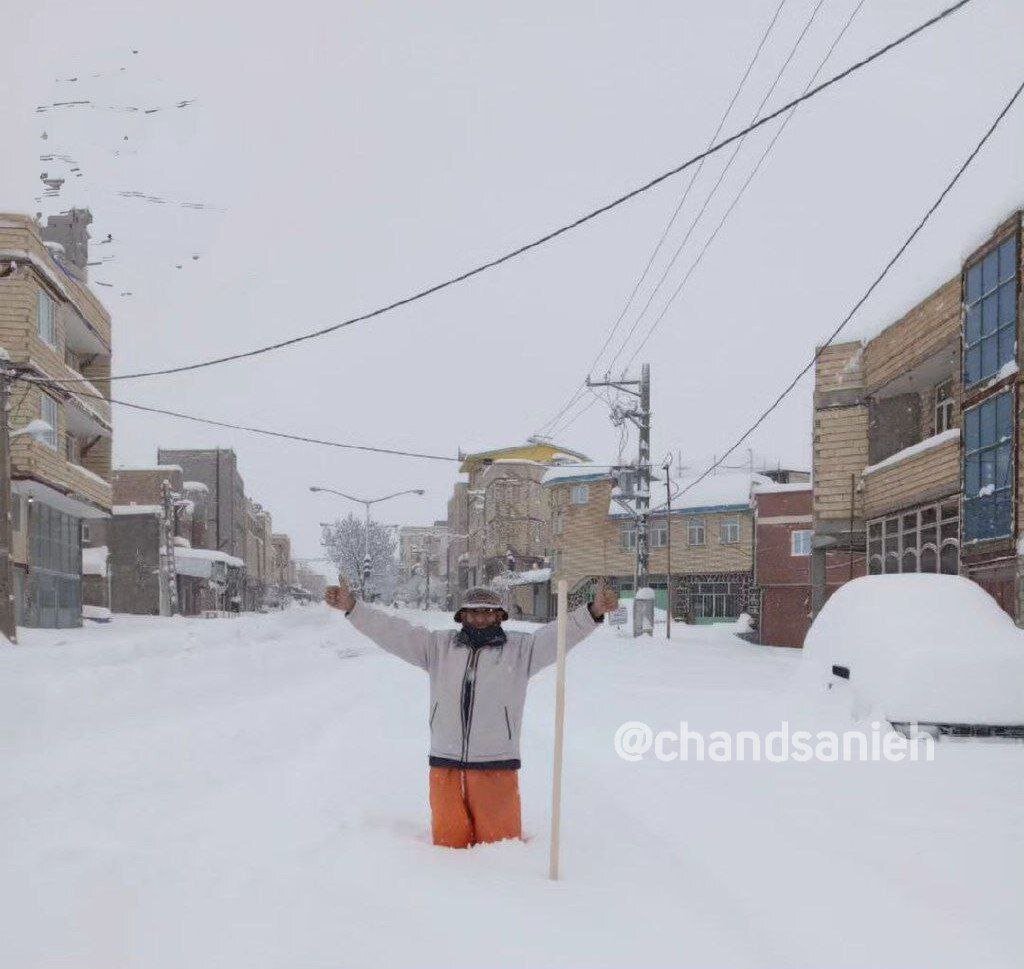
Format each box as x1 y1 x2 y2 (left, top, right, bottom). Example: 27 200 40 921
3 607 1023 968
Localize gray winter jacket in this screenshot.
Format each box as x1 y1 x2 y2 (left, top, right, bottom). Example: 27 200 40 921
347 602 602 769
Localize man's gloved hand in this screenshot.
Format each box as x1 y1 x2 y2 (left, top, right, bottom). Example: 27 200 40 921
325 579 357 613
589 579 619 618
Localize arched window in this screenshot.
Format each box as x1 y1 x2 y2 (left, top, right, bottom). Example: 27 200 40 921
919 546 938 573
901 549 918 573
940 541 959 575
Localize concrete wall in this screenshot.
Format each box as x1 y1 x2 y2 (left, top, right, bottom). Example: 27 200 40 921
157 449 246 558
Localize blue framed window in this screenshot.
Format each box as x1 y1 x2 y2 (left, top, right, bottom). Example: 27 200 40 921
964 235 1017 387
963 391 1014 542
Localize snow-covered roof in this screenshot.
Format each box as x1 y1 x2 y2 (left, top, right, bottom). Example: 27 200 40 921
116 464 183 473
509 567 551 586
174 546 244 578
863 428 959 476
751 480 812 494
183 481 209 492
113 504 162 516
609 472 770 516
542 464 612 486
82 545 108 576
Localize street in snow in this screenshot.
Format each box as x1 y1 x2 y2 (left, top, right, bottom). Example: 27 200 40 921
3 605 1022 969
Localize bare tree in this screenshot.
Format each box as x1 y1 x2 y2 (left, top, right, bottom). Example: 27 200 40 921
320 514 398 601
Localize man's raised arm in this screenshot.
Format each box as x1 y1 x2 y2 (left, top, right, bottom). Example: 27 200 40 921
526 580 618 676
326 582 431 671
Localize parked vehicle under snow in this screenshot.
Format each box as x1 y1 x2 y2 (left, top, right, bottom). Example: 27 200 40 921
802 574 1024 734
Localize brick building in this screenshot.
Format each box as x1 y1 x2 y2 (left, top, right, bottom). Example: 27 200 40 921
812 208 1020 618
157 448 247 608
446 441 588 605
90 464 241 615
0 211 113 627
751 479 849 647
543 465 761 621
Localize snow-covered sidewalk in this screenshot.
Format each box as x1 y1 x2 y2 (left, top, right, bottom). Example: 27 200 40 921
2 607 1022 968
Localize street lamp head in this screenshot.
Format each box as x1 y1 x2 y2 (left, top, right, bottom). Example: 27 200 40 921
309 486 321 493
413 489 426 496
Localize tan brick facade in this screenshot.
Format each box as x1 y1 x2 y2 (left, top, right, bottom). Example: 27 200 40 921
812 208 1024 621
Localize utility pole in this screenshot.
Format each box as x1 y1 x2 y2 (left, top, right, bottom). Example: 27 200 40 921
588 362 652 636
0 360 17 643
160 479 179 615
663 455 673 641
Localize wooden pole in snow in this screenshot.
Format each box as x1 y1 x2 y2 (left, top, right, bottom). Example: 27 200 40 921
549 579 568 880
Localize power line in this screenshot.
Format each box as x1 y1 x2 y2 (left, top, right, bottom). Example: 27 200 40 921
678 72 1024 499
39 0 975 388
620 0 869 370
602 0 830 377
533 0 790 437
15 374 460 463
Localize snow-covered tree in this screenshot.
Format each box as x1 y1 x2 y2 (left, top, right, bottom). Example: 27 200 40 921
320 514 399 601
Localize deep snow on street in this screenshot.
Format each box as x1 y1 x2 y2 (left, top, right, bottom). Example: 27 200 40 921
3 606 1023 969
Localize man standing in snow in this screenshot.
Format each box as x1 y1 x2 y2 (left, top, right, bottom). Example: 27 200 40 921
325 580 618 848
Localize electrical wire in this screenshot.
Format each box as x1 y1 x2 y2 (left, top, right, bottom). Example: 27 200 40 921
533 0 790 437
677 72 1024 499
602 0 830 377
620 0 869 369
37 0 974 388
15 374 460 463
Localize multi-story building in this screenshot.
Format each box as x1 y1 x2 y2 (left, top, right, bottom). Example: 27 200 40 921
398 521 449 607
751 477 847 647
90 463 240 615
812 209 1020 618
157 447 247 607
269 533 296 606
243 498 273 610
543 466 760 621
447 441 588 603
0 210 113 627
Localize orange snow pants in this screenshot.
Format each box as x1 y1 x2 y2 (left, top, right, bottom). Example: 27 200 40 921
429 767 522 848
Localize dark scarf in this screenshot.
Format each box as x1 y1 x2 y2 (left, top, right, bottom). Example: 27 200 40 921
457 624 507 649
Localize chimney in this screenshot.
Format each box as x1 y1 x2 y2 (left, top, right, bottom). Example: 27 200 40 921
41 207 92 273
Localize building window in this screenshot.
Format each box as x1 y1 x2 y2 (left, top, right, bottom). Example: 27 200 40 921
791 529 812 556
867 500 959 575
687 518 706 546
37 290 56 347
553 512 563 536
964 235 1017 387
620 522 637 550
650 519 668 548
719 519 740 545
934 378 955 434
963 391 1014 542
570 484 589 505
37 395 59 449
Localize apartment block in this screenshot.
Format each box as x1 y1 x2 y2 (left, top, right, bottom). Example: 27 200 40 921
812 209 1021 618
0 211 113 627
543 466 759 621
447 441 588 602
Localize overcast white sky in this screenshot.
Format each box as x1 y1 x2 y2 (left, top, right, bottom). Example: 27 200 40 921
2 0 1022 560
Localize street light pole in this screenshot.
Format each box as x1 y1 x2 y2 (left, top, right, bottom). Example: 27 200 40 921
310 486 425 601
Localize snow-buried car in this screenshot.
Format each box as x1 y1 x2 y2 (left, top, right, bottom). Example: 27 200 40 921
802 574 1024 738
